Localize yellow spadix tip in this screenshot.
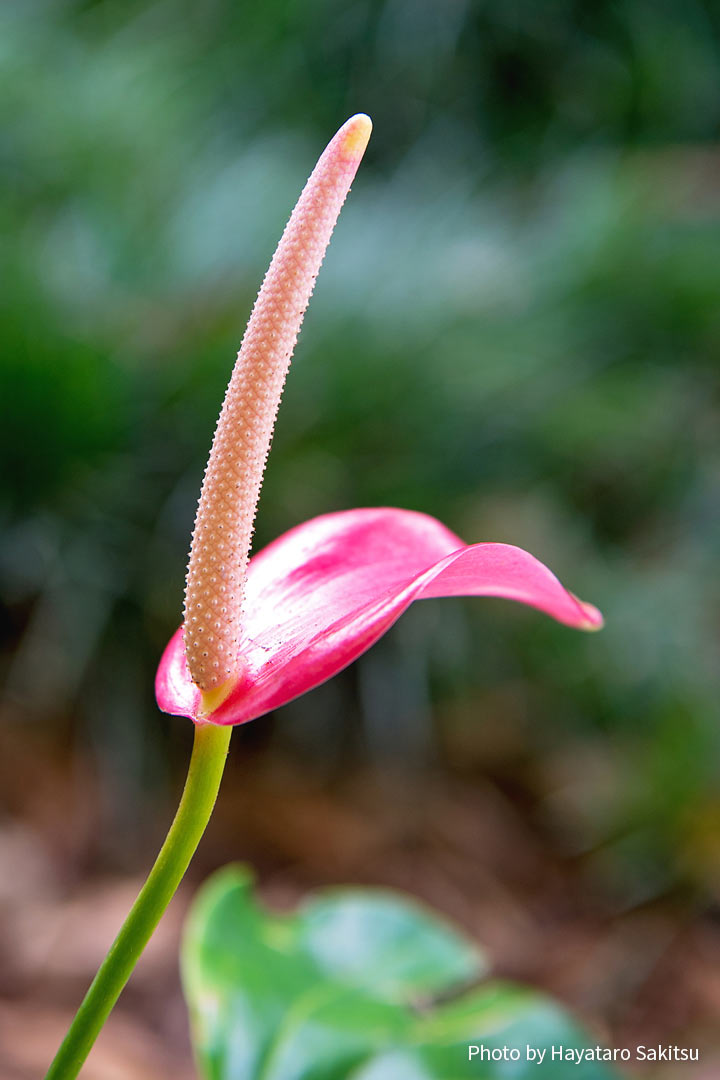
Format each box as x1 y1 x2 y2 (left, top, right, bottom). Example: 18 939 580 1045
339 113 372 159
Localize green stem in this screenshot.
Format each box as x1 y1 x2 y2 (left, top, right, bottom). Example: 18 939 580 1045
44 721 232 1080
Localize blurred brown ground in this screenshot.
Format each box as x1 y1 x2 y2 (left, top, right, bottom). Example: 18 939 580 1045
1 718 719 1080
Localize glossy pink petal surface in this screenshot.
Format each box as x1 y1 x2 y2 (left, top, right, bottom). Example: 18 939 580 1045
156 508 602 726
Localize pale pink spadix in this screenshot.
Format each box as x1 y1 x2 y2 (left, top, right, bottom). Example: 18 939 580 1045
184 114 372 696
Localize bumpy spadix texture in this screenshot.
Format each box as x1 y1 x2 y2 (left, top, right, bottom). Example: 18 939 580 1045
184 115 372 691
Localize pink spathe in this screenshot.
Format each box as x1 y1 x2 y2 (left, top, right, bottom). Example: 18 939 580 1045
158 507 602 727
184 115 372 691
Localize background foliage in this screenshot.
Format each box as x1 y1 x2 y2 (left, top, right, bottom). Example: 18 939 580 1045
1 0 719 1073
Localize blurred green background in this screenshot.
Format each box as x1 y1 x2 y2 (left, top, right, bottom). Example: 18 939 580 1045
1 0 720 1074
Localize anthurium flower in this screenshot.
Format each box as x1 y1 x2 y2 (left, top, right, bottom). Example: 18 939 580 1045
156 116 601 730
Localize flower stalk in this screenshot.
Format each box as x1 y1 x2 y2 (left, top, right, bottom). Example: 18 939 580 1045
43 721 231 1080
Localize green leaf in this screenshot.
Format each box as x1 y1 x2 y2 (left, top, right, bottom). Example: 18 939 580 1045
298 888 485 1001
182 866 621 1080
